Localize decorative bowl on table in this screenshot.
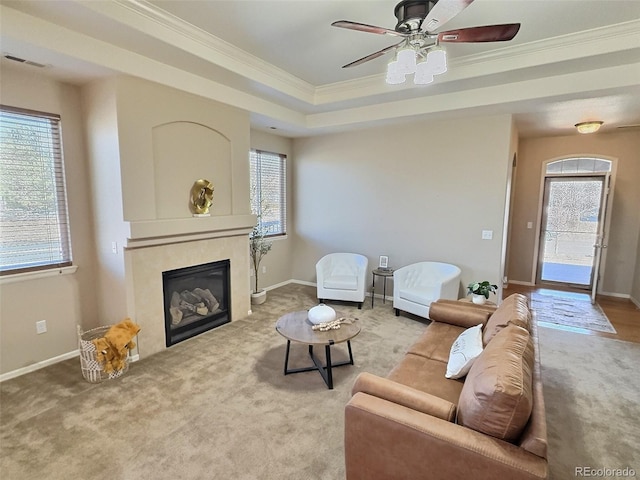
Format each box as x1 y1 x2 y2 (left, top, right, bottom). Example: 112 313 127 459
308 304 336 325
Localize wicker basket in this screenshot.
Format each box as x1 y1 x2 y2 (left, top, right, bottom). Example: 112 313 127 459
78 325 130 383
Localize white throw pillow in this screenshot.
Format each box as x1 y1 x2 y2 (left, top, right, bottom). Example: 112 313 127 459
445 324 484 379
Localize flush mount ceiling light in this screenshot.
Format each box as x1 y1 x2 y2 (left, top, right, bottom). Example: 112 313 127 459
575 121 604 134
331 0 521 86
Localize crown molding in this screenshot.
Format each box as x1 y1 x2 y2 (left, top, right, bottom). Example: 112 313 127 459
307 62 640 131
80 0 316 103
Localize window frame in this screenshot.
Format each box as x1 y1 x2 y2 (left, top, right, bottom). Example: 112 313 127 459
0 104 73 276
249 149 287 239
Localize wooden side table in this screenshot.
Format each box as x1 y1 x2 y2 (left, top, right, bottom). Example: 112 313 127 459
371 268 394 308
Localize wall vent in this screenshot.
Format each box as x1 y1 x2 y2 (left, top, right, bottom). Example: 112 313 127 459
3 54 47 68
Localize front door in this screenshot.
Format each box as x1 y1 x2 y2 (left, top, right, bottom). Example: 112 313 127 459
537 175 608 290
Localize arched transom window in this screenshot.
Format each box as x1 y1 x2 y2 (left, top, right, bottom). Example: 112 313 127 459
546 157 612 175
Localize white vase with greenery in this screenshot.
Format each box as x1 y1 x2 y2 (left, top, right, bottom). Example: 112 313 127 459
250 222 272 305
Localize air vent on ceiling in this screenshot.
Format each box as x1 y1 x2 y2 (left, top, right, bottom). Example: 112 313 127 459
3 54 47 68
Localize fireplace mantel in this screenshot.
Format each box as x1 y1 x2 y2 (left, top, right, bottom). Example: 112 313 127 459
125 214 256 248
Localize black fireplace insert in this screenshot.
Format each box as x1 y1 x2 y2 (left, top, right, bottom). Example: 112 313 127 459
162 259 231 347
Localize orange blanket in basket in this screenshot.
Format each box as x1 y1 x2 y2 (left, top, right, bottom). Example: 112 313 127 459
92 318 141 373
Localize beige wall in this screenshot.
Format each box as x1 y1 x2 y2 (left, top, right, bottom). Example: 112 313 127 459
250 130 294 291
508 131 640 296
0 67 98 375
81 78 128 325
632 230 640 305
291 115 514 300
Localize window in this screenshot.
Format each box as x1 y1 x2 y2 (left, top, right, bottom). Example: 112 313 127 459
0 105 72 275
546 157 611 175
249 149 286 237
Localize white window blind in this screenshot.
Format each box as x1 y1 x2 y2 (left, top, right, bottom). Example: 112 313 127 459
249 149 287 237
0 105 72 274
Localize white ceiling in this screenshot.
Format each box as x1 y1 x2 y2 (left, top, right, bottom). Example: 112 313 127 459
1 0 640 138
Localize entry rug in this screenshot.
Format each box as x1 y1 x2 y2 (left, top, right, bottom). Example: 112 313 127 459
530 290 617 334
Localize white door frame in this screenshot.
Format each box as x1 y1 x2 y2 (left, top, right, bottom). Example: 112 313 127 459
531 155 617 293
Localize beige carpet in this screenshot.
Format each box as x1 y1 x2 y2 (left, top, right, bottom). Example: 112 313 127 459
531 289 617 334
1 283 638 479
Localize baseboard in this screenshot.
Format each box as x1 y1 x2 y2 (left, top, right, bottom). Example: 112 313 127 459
281 279 389 301
288 279 316 288
507 280 536 286
598 291 630 299
629 295 640 309
0 349 79 383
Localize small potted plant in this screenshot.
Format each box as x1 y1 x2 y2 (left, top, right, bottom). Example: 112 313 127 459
249 221 272 305
467 281 498 305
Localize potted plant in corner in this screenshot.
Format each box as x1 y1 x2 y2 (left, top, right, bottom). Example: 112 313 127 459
467 281 498 305
249 221 272 305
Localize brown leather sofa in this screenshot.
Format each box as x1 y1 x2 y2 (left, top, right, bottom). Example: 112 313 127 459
344 294 548 480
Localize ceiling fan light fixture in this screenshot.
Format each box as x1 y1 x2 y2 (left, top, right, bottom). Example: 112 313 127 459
395 46 417 74
426 47 447 75
386 71 407 84
414 60 434 84
386 60 406 84
575 121 604 134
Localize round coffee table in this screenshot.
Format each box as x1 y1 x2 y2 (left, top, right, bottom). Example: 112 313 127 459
275 310 361 389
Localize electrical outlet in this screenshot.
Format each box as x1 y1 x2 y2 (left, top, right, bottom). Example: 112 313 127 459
36 320 47 334
482 230 493 240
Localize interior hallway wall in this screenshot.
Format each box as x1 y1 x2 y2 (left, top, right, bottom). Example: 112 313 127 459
508 131 640 296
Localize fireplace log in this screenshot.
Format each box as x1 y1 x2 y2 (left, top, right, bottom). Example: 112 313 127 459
194 288 219 312
170 306 183 325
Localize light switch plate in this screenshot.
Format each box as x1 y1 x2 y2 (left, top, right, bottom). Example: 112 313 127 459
482 230 493 240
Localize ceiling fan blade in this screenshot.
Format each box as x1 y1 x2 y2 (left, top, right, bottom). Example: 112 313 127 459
422 0 475 32
342 42 403 68
438 24 521 42
331 20 405 37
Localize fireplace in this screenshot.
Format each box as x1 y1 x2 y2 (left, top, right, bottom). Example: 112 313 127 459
162 259 231 347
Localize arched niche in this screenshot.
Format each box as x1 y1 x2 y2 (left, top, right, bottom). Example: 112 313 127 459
152 122 232 219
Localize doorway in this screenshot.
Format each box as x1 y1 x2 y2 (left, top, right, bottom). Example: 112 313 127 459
535 157 613 298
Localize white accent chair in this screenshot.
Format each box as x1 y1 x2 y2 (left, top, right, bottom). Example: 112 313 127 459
393 262 462 319
316 253 368 309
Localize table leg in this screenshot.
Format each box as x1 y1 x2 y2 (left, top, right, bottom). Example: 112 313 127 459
283 341 355 390
383 277 387 303
325 344 333 389
371 273 376 308
283 339 291 375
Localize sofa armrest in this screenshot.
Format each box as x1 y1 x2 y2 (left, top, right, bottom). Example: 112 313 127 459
352 373 456 422
428 300 493 328
345 393 548 480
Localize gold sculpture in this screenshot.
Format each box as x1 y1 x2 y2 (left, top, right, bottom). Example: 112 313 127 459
190 179 214 215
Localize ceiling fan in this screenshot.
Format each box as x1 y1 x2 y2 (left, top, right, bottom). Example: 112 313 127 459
331 0 520 84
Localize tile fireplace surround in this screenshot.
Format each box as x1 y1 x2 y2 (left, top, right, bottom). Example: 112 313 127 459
124 233 251 359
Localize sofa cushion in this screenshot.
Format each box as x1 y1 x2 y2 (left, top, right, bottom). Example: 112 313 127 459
387 354 464 405
407 322 464 363
457 323 534 442
482 293 530 345
324 275 357 290
445 324 484 379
